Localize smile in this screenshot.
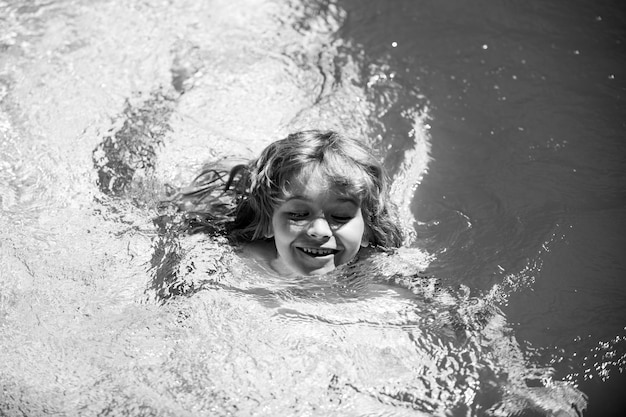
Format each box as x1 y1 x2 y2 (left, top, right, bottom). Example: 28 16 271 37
297 247 338 257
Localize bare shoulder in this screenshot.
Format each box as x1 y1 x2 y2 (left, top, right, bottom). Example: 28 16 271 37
240 239 274 257
237 239 279 275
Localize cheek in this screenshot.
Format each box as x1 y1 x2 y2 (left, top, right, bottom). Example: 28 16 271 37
339 218 366 250
272 217 297 245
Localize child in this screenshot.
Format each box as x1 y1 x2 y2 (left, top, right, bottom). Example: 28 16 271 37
176 130 403 276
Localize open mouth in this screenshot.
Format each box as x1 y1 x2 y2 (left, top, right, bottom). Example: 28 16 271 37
297 247 338 257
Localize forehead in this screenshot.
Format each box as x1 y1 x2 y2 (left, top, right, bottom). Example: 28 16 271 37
281 166 361 203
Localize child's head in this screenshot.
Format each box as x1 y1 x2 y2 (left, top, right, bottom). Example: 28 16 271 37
231 130 402 274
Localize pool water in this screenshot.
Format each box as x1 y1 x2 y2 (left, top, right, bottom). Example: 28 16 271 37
336 0 625 414
1 0 624 415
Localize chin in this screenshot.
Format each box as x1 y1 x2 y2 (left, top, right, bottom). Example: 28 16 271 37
303 265 336 276
289 260 339 276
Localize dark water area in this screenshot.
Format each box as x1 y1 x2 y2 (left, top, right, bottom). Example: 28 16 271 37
337 0 626 414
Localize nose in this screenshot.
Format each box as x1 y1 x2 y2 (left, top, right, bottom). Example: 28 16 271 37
307 217 332 239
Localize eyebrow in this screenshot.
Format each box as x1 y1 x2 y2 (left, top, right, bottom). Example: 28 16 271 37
284 195 359 205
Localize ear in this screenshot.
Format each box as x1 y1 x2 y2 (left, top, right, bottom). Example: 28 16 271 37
264 224 274 239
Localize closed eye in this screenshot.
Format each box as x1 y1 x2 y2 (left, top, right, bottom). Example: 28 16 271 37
287 212 309 220
331 215 353 223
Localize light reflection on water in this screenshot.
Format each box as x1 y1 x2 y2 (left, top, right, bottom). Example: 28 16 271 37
0 0 593 416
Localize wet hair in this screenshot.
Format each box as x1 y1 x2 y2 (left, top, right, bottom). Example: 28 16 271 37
229 130 402 248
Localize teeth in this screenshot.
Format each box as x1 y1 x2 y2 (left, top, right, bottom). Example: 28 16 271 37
301 247 335 256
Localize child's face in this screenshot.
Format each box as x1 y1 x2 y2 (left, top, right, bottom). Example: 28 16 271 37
269 178 366 276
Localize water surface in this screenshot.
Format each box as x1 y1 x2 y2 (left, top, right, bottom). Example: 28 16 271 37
2 0 622 415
